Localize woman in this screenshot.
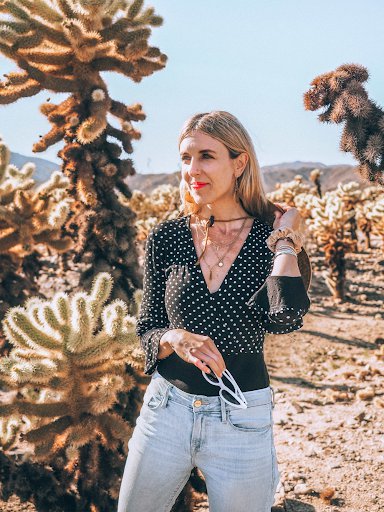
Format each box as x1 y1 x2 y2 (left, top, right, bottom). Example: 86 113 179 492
117 111 311 512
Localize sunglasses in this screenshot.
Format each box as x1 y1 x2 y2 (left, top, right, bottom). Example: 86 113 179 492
202 368 248 409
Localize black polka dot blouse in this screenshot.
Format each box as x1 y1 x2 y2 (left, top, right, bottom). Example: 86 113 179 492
136 214 311 395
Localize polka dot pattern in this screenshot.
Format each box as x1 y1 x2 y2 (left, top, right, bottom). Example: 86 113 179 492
136 214 311 378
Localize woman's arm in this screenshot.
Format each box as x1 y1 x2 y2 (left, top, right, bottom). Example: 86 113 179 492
136 228 174 374
245 239 311 334
270 238 301 276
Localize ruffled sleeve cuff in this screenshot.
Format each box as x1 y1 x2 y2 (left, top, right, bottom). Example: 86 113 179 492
140 326 174 375
245 275 311 325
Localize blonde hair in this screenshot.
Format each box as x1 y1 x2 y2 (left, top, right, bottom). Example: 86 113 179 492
177 111 270 221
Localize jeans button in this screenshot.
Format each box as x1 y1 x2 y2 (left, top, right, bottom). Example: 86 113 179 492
194 400 202 407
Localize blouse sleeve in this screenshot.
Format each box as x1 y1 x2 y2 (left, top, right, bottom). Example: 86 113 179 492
136 228 173 375
245 275 311 334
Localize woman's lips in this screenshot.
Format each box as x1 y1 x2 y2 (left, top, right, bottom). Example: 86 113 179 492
191 183 208 189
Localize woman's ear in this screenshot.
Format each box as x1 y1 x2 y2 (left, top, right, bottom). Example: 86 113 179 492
236 152 249 175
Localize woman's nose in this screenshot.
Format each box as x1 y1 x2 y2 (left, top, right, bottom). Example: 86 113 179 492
188 158 201 176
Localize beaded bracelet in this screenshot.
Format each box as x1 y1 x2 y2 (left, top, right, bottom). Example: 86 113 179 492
266 227 304 254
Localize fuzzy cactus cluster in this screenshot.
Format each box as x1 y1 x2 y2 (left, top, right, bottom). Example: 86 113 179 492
0 138 73 257
127 184 181 240
0 272 143 461
0 136 73 317
363 194 384 248
302 181 384 300
0 272 147 509
267 171 384 299
0 0 168 309
304 63 384 186
267 175 314 207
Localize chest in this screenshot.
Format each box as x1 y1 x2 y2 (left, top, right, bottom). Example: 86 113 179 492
190 223 255 294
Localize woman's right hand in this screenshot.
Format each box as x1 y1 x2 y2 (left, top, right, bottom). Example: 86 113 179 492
160 329 226 377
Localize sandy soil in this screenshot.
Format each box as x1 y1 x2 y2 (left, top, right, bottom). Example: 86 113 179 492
1 242 383 512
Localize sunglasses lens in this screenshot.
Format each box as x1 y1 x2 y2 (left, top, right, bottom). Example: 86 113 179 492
221 389 241 405
205 371 219 383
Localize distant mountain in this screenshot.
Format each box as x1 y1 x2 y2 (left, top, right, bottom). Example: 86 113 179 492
10 152 60 183
9 153 366 194
127 161 366 194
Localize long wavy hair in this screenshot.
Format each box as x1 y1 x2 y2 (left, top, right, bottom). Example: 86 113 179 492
177 111 270 221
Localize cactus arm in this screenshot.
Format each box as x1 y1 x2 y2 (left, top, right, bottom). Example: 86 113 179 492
24 415 73 443
0 401 69 417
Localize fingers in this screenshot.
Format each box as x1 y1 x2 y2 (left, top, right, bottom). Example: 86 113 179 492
190 347 225 377
187 351 212 374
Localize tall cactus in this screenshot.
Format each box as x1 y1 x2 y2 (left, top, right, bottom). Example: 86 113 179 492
303 63 384 187
310 168 323 197
0 0 168 308
0 272 145 510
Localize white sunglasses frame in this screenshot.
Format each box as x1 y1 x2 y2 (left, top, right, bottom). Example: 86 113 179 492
202 368 248 409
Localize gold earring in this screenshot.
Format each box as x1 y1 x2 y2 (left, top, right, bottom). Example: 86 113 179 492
233 175 239 197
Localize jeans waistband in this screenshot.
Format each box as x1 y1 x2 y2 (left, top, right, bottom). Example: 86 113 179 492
150 369 275 414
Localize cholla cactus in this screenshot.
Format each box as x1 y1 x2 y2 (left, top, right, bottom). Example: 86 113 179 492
355 186 384 250
367 196 384 249
306 191 356 299
127 184 181 240
0 272 145 509
310 168 323 197
0 137 73 318
0 169 73 256
0 0 168 310
303 63 384 186
266 175 312 206
0 137 35 202
293 191 319 220
333 181 362 251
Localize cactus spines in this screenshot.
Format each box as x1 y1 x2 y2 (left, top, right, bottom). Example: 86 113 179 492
0 137 73 319
306 191 356 300
126 184 181 240
266 175 312 207
0 0 168 310
0 272 145 509
304 64 384 187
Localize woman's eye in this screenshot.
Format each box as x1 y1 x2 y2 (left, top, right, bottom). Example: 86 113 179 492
202 153 212 159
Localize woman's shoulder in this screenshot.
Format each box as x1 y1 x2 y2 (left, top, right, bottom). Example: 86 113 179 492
148 215 188 242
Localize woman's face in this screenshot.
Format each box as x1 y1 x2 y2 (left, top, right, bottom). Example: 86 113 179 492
179 131 239 205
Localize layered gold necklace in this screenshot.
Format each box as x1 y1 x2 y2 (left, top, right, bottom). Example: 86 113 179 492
193 216 249 281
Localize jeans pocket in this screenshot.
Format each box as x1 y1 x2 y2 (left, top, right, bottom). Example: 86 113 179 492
143 383 167 410
227 402 272 433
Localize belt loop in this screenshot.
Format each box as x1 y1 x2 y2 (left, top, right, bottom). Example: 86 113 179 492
270 386 275 409
160 384 171 408
220 396 227 423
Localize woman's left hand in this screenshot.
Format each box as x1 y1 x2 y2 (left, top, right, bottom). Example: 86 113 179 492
273 202 302 231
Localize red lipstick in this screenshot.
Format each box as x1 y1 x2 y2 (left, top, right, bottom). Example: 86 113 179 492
191 182 208 189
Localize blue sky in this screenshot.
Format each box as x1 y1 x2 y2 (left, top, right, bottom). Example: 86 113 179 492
0 0 383 174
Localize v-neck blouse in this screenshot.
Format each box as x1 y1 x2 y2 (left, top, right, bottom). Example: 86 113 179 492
136 214 311 395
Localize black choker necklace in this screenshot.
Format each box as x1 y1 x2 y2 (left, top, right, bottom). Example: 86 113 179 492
195 214 254 226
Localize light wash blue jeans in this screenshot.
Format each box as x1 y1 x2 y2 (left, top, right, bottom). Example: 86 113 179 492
117 369 280 512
